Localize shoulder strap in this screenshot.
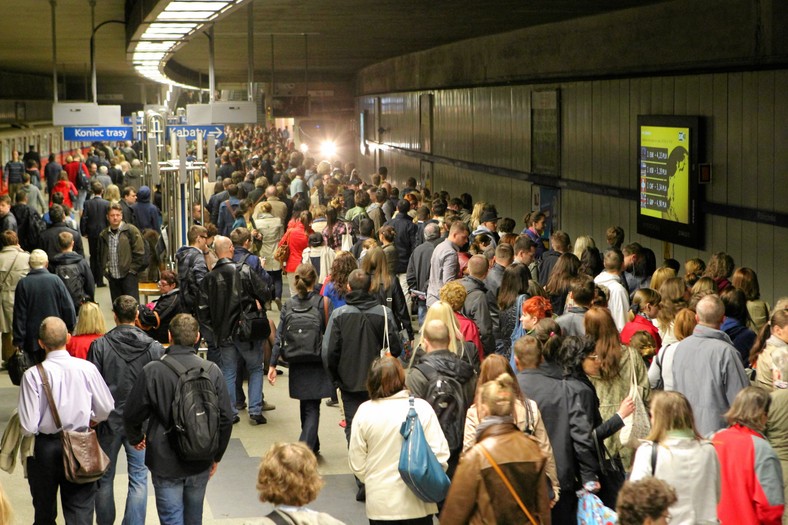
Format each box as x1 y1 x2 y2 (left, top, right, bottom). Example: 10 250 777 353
0 251 21 289
478 445 538 525
381 304 390 353
265 510 296 525
160 354 189 377
651 441 658 476
36 364 63 431
523 398 535 435
320 295 329 327
238 253 252 267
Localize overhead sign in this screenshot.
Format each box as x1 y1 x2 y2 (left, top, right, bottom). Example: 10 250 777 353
63 126 133 141
168 125 225 140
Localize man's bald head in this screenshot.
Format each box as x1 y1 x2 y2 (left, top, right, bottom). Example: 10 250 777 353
696 294 725 328
467 254 488 279
39 317 68 351
213 236 233 258
423 320 450 351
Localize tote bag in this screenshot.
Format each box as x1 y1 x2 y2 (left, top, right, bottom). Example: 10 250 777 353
619 353 650 448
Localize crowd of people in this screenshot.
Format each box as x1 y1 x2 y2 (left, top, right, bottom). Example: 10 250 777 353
2 126 788 525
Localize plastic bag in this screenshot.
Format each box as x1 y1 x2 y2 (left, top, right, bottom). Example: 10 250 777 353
577 489 618 525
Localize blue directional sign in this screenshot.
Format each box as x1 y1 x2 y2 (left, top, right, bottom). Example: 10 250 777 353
63 126 133 141
167 125 225 141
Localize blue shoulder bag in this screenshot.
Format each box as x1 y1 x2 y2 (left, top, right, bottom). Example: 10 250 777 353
398 395 451 503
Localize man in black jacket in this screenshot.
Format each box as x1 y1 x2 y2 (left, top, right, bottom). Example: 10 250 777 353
322 269 403 444
124 314 232 525
384 199 419 314
50 231 94 306
39 204 85 262
405 319 476 478
81 181 110 287
88 295 164 525
198 236 271 425
406 222 441 327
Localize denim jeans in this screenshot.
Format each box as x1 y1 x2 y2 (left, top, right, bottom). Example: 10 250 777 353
299 399 321 453
151 469 211 525
96 426 148 525
416 300 428 328
220 337 263 416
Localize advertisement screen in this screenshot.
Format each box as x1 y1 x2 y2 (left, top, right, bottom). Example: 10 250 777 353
636 116 702 248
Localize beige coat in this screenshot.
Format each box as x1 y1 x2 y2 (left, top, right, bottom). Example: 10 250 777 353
756 336 788 391
254 197 287 227
0 246 29 333
253 213 283 272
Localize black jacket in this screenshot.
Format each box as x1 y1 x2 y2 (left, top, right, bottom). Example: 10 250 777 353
13 269 76 356
460 276 496 358
10 204 43 252
322 290 403 392
40 222 85 261
88 325 164 433
132 186 161 232
198 258 241 343
406 237 439 300
373 280 414 339
120 199 136 226
538 249 562 288
123 345 233 477
138 289 183 344
50 251 95 302
517 362 599 493
176 246 208 315
81 196 110 237
384 212 419 274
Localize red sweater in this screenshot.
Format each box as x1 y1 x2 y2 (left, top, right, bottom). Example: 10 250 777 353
713 424 784 525
620 314 662 349
66 333 102 359
455 312 484 361
279 223 310 273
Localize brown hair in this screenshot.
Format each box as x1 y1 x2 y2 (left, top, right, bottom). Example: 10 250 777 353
328 252 357 299
293 263 317 298
439 281 467 312
732 267 761 301
750 309 788 366
704 252 735 280
646 390 702 443
616 478 677 525
684 257 706 288
656 277 688 333
479 373 516 418
725 386 771 432
673 308 698 341
584 306 622 379
361 247 393 291
513 335 542 369
367 356 405 400
257 442 323 506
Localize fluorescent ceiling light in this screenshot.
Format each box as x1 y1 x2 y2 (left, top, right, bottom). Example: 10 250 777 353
165 2 231 11
158 10 215 19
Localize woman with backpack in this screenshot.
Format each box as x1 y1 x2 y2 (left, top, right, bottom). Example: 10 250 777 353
267 264 332 455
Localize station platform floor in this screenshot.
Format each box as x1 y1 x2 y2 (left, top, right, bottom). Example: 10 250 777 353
0 282 374 524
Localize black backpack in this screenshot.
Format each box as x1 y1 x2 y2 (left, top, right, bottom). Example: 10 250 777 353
413 362 468 451
161 355 221 462
74 162 89 191
55 262 87 308
281 295 328 364
179 250 202 314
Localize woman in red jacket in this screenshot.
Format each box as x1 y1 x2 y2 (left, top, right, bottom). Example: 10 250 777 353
278 210 312 298
620 288 662 349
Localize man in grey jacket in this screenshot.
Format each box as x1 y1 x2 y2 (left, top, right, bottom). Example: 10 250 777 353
672 294 750 436
426 221 469 307
460 255 496 358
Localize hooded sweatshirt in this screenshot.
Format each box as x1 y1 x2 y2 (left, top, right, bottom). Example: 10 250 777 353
133 185 161 232
87 325 165 433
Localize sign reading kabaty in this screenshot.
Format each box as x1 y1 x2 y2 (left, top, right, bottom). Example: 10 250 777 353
168 125 225 140
63 126 133 141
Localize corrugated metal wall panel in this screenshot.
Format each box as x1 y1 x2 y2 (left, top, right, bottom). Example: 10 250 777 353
357 69 788 303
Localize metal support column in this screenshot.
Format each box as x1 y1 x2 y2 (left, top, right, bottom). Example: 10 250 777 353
208 25 215 102
50 0 58 102
247 2 254 102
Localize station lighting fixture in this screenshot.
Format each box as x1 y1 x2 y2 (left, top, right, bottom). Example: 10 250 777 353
131 0 248 87
299 143 309 154
320 141 337 159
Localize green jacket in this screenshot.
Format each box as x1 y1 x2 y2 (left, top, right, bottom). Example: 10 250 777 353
98 222 146 278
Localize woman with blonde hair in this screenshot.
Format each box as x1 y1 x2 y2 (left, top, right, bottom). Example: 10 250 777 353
584 306 650 469
104 184 121 204
573 235 596 260
656 276 688 345
414 301 480 371
469 201 488 230
649 266 676 298
441 373 551 525
439 281 483 362
750 309 788 391
66 301 107 359
630 391 720 524
462 354 559 501
255 442 345 525
683 257 706 289
648 308 697 390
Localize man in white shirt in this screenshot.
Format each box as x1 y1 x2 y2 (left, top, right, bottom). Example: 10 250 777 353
593 249 630 331
19 316 114 524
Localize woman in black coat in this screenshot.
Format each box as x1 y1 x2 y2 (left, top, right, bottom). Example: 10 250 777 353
361 246 414 342
267 263 333 455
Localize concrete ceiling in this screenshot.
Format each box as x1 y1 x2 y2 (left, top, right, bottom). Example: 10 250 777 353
2 0 667 86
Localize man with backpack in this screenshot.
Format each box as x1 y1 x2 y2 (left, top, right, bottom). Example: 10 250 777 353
216 184 241 237
39 204 85 261
88 296 164 525
10 190 46 252
406 319 476 479
124 313 233 525
50 231 94 308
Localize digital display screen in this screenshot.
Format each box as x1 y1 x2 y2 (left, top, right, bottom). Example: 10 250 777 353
636 116 703 248
639 126 690 224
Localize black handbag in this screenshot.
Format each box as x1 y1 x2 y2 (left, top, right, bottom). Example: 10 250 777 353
8 349 34 386
592 429 625 509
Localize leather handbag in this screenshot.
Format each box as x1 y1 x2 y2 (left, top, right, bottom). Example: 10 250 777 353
273 231 291 264
592 429 625 509
398 395 451 503
8 348 33 386
619 350 651 448
37 364 110 484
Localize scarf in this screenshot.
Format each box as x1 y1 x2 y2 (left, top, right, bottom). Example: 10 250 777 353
475 415 515 442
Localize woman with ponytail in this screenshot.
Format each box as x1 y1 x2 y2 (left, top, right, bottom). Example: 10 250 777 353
441 373 552 525
751 309 788 391
620 288 662 348
267 263 333 454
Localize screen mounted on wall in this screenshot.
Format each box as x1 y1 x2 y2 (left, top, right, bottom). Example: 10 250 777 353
637 115 703 248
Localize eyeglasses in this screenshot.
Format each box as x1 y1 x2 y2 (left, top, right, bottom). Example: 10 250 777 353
585 354 599 361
